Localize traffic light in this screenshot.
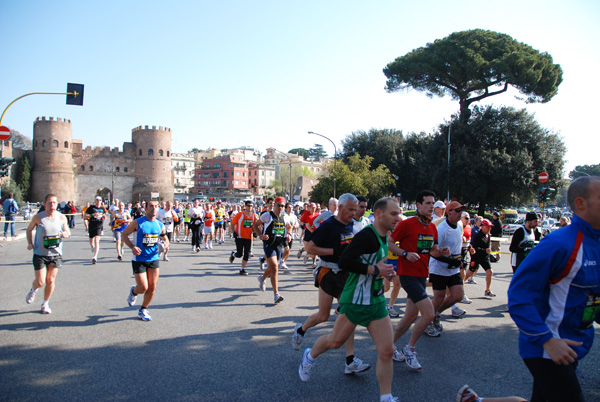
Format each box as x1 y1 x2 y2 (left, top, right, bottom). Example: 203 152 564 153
544 188 555 201
66 83 84 106
538 188 546 203
0 157 15 177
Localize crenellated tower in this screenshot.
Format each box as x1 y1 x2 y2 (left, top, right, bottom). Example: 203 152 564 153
31 117 75 202
131 125 173 202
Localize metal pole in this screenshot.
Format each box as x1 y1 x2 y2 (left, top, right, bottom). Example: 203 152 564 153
307 131 337 198
447 124 451 202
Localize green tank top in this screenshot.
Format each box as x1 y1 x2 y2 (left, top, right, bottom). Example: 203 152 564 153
339 225 388 306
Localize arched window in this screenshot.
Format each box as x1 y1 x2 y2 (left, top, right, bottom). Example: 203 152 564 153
167 151 170 157
42 140 47 147
158 149 164 156
124 167 128 173
115 167 120 172
148 149 154 156
139 149 142 156
80 165 85 171
52 140 58 147
64 141 69 148
89 166 93 171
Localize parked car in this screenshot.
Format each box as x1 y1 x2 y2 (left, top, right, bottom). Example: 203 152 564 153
502 219 524 236
540 218 558 236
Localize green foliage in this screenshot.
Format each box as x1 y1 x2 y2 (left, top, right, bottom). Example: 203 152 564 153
383 29 563 122
1 180 24 205
15 152 32 201
309 144 328 161
569 164 600 179
310 154 395 204
288 148 310 159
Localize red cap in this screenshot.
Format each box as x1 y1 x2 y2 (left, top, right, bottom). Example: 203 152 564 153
274 196 286 204
481 219 493 227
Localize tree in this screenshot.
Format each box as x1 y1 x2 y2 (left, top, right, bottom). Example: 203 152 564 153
15 152 32 201
309 144 328 161
428 106 566 214
288 148 310 159
9 129 32 150
310 154 395 205
383 29 563 122
569 164 600 179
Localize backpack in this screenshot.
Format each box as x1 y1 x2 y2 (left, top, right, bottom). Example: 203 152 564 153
7 200 17 215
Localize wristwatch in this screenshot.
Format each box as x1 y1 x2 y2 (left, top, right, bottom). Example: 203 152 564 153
402 251 408 259
373 266 380 277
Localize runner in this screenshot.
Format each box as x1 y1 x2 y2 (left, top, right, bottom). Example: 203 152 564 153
253 196 290 304
173 200 183 242
121 200 168 321
229 200 258 275
464 218 497 297
388 190 451 369
156 201 178 261
85 196 107 264
25 194 71 314
292 194 371 375
111 201 132 261
203 204 216 249
214 201 226 244
188 199 204 252
281 202 299 270
298 197 401 402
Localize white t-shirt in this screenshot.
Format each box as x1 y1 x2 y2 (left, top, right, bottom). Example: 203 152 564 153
429 219 463 276
188 207 204 225
352 216 369 235
284 212 299 239
156 209 176 233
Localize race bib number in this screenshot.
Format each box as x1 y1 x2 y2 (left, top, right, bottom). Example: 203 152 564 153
272 223 285 237
142 233 159 247
580 293 600 330
43 235 61 249
194 220 202 225
163 217 172 224
243 219 253 228
417 234 434 254
114 219 125 229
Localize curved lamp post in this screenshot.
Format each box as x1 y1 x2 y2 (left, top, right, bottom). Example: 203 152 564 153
307 131 336 198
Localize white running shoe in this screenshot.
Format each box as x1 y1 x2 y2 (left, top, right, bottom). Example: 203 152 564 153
392 346 405 362
280 262 289 270
461 295 473 304
41 303 52 314
452 306 467 317
138 309 152 321
466 278 477 284
425 323 441 337
291 323 303 351
298 348 315 382
344 357 371 374
402 345 422 370
163 255 169 261
127 286 137 307
257 275 266 292
274 293 284 304
26 288 37 304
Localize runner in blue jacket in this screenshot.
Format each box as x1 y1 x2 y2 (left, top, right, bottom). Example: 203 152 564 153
508 176 600 402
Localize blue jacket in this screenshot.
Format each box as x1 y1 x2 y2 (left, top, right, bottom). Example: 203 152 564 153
508 214 600 360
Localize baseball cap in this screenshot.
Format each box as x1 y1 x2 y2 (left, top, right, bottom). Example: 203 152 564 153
446 201 466 211
461 211 470 219
274 196 286 205
95 196 102 201
309 202 317 208
433 201 446 209
481 219 494 227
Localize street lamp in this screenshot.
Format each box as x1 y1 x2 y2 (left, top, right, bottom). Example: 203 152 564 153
307 131 337 198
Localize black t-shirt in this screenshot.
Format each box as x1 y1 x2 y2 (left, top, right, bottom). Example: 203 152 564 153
310 216 354 264
86 205 107 227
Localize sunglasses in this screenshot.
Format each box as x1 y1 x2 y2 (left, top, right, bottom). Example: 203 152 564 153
275 204 285 207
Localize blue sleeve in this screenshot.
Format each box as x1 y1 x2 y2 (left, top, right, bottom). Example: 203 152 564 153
508 233 571 347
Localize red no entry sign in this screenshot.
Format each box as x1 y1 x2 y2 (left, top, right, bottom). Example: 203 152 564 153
539 172 549 183
0 126 10 141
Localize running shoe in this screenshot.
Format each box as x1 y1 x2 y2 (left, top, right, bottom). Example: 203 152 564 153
387 305 400 318
118 255 122 261
402 345 422 370
303 254 308 264
344 357 371 374
138 308 152 321
392 346 405 362
297 247 304 259
229 251 235 263
381 397 399 402
484 290 497 297
26 288 37 304
92 257 97 265
205 243 209 249
291 323 303 351
192 246 196 252
239 269 248 276
280 262 289 270
196 247 200 253
461 295 473 304
465 278 477 284
209 243 213 249
127 286 137 307
41 303 52 314
456 384 479 402
451 306 467 317
163 255 169 261
298 348 315 382
425 323 441 337
257 275 266 291
432 315 444 332
274 293 284 304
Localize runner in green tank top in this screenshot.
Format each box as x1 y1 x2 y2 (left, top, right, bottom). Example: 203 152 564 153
298 197 402 402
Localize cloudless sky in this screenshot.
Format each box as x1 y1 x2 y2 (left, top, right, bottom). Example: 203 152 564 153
2 0 598 178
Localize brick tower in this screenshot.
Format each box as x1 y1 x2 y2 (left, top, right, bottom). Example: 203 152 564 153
131 125 173 202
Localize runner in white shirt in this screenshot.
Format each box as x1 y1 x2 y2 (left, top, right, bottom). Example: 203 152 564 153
281 203 300 269
156 201 177 261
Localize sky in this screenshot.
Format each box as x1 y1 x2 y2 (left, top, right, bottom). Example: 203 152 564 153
1 0 599 178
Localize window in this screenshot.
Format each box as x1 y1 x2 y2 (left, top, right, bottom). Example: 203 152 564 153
222 180 228 186
203 172 210 178
42 140 46 147
235 180 239 185
167 151 170 157
124 167 128 172
223 172 228 178
214 164 221 168
205 164 210 168
80 165 85 171
235 172 239 176
89 166 93 171
159 150 164 156
52 140 58 147
115 167 120 172
64 141 69 148
139 149 142 156
148 149 154 156
212 172 219 178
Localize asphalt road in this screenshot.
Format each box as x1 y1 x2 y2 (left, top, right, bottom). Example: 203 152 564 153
1 219 599 402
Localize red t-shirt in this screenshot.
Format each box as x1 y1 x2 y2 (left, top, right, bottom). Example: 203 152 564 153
300 212 319 232
462 225 472 242
391 216 438 277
